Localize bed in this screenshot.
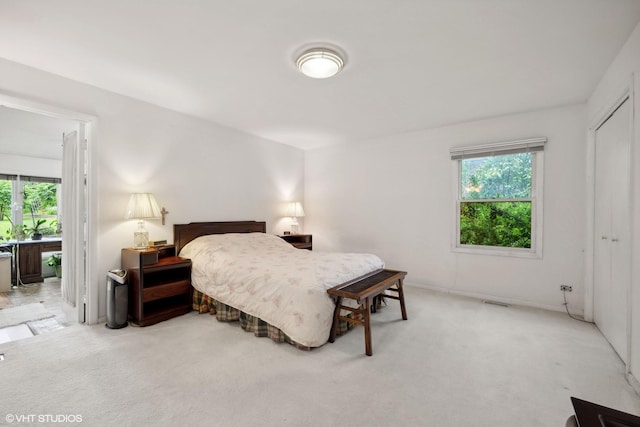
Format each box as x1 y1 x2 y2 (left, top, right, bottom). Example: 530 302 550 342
174 221 385 349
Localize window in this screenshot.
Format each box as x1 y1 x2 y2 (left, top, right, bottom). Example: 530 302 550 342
451 138 545 257
0 174 61 241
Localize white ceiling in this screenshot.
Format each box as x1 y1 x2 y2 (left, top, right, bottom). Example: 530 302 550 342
1 0 639 150
0 106 76 160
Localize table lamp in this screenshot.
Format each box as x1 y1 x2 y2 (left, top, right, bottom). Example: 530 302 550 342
125 193 161 249
287 201 305 234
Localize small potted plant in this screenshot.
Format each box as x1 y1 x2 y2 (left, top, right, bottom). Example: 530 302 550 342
46 252 62 278
6 222 27 241
1 210 26 241
27 219 48 240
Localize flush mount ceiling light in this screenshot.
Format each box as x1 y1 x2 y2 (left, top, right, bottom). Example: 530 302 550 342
296 48 344 79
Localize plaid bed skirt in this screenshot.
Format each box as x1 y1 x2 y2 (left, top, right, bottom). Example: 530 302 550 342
192 289 353 351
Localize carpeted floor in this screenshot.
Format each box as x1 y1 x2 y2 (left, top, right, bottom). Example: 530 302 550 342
1 286 638 426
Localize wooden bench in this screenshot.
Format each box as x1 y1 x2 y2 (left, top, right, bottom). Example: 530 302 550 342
327 269 407 356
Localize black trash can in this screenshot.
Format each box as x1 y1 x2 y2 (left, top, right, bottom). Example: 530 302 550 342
106 269 128 329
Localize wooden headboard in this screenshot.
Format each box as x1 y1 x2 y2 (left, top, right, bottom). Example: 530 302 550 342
173 221 266 255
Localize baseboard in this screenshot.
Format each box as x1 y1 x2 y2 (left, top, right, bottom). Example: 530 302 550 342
405 281 573 314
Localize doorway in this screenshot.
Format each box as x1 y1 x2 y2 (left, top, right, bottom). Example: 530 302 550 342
0 102 91 342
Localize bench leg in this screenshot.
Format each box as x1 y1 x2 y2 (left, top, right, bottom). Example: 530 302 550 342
329 296 342 343
397 278 408 320
363 296 372 356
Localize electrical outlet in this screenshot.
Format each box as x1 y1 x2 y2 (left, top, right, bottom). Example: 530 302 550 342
560 285 573 292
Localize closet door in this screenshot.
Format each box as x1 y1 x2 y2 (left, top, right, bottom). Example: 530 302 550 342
593 98 630 364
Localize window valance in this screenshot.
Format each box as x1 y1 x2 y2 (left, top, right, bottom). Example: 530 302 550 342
450 137 547 160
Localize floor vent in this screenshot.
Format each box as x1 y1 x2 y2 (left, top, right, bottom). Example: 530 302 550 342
483 300 509 308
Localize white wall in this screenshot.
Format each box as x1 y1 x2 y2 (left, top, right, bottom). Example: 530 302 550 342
306 104 587 312
0 58 305 323
588 21 640 123
587 20 640 392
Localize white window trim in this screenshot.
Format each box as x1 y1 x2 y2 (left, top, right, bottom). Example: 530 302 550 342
451 138 545 259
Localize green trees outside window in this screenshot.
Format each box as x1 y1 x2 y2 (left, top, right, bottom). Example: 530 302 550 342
459 153 533 248
0 180 59 240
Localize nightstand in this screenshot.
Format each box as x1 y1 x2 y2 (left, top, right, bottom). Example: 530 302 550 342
121 245 192 326
278 234 312 250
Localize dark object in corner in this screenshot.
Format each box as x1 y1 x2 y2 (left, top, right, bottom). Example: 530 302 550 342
567 397 640 427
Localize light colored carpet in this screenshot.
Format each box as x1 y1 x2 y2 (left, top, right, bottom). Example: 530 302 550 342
0 287 638 427
0 302 53 328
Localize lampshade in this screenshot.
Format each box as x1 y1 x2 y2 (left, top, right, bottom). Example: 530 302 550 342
125 193 161 220
296 48 344 79
287 202 305 218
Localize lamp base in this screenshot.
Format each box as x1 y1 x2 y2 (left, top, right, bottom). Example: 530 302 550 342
133 221 149 249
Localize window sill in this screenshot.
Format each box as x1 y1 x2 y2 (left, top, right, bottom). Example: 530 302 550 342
452 245 541 259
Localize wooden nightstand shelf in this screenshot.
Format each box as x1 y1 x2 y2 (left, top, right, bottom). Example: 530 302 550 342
121 245 192 326
278 234 312 250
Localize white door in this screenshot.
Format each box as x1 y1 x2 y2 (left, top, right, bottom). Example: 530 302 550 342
593 97 631 363
61 128 87 323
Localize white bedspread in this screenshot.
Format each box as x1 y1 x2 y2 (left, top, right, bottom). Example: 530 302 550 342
179 233 384 347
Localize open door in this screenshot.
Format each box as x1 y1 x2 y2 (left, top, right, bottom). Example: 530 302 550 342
61 127 87 323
